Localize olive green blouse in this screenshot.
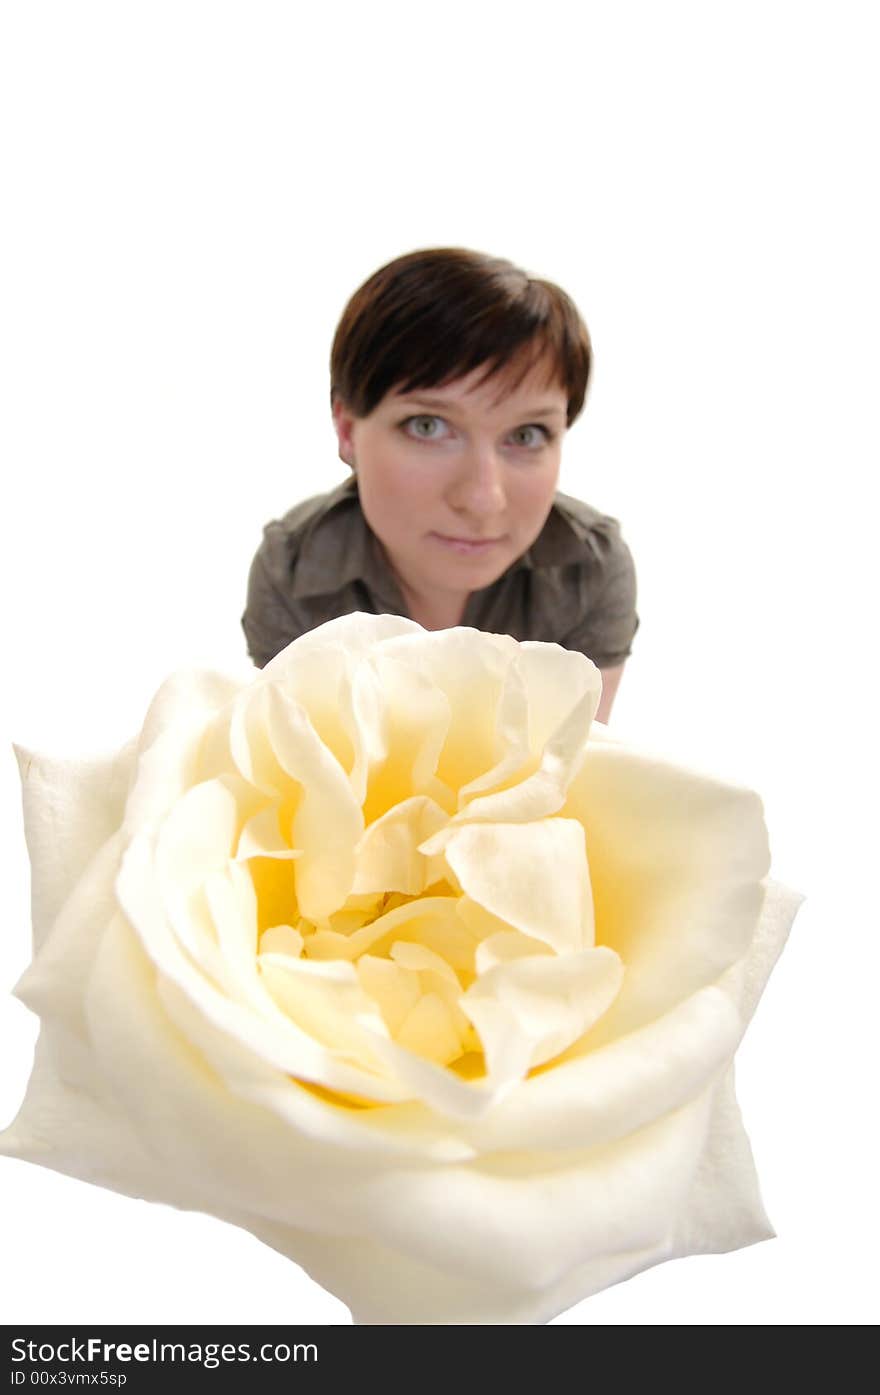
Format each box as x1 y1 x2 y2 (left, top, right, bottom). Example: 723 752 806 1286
242 477 638 670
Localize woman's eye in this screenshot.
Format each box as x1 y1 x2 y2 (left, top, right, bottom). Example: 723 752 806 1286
508 424 550 448
403 415 448 440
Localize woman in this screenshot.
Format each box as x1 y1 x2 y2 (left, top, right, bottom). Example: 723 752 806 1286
242 248 638 722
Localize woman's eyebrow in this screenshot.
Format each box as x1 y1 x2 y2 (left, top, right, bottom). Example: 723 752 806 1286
395 394 565 418
393 394 462 411
518 405 567 420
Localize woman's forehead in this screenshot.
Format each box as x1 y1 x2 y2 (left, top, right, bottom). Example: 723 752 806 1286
389 356 567 416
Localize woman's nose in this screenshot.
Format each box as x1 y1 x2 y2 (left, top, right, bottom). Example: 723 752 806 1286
447 441 507 517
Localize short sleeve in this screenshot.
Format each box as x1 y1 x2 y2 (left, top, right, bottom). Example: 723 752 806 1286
241 530 300 668
558 532 639 669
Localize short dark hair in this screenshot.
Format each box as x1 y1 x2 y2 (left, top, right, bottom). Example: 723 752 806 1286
330 248 592 427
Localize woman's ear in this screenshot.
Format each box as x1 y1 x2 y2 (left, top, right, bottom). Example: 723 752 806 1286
331 397 357 470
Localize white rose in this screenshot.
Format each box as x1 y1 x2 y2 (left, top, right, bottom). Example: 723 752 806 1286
1 614 800 1324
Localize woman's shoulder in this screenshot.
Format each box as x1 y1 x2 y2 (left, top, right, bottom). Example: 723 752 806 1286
271 476 360 542
530 493 638 667
531 491 635 576
243 478 366 667
256 477 360 575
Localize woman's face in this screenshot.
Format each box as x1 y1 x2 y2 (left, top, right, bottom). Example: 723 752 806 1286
332 358 568 610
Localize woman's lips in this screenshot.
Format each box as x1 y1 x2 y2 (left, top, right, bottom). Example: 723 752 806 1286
430 532 506 556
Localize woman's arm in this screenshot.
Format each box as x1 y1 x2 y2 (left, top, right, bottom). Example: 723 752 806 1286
596 662 625 724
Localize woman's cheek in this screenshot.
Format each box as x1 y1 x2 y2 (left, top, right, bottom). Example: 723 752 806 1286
509 456 562 542
357 446 434 539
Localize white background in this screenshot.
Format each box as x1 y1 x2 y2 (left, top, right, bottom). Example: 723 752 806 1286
1 0 877 1325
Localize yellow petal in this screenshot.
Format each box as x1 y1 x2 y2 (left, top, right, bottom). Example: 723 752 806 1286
397 993 465 1066
264 685 364 921
258 953 391 1065
352 796 448 897
259 925 304 957
236 803 300 862
463 945 624 1077
444 819 594 955
357 955 421 1036
563 740 770 1043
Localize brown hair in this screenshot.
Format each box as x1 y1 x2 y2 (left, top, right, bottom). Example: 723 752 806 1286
330 248 592 428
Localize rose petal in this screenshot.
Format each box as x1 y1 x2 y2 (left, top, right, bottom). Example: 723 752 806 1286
236 804 300 861
562 740 771 1042
243 1089 715 1321
461 985 742 1154
133 668 242 759
356 955 421 1037
456 641 601 807
515 641 602 754
257 953 391 1063
14 834 123 1040
395 992 465 1066
264 616 425 808
123 670 241 836
353 1089 713 1293
0 1030 194 1207
389 940 461 988
452 653 531 802
259 925 304 957
419 648 600 846
366 1035 500 1120
15 743 135 951
203 864 264 1008
443 819 594 955
265 686 364 921
154 778 240 989
343 896 468 964
357 656 453 819
719 878 803 1026
463 946 624 1079
116 836 408 1102
352 796 448 896
230 682 363 920
246 1210 669 1325
83 909 475 1224
672 1066 773 1256
262 612 420 674
474 929 554 973
379 628 518 794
